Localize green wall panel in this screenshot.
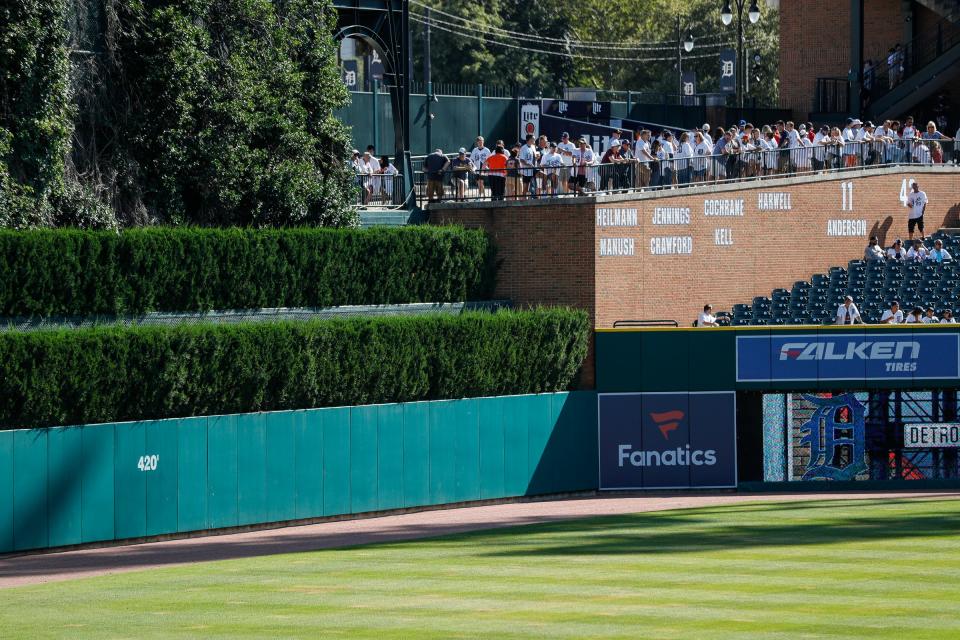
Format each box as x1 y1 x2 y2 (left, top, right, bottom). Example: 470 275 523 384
503 396 530 497
478 397 506 500
266 411 297 523
0 430 14 552
350 405 379 514
453 399 481 504
295 410 323 519
114 422 147 539
47 426 82 547
177 418 208 533
526 395 554 495
10 391 599 553
81 424 114 543
428 401 457 505
207 415 239 529
377 404 405 511
145 419 178 537
237 414 267 526
401 402 430 508
322 408 351 516
13 429 48 551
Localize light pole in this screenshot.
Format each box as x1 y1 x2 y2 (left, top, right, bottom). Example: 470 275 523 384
677 15 695 102
721 0 760 109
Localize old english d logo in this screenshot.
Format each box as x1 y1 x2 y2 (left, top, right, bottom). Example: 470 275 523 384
649 410 684 440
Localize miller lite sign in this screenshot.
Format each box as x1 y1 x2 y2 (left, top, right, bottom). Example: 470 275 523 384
519 101 540 140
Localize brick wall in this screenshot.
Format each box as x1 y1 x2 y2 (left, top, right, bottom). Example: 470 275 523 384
430 167 960 386
779 0 902 119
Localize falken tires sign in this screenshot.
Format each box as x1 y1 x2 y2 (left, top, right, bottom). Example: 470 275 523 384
598 392 737 490
736 333 960 382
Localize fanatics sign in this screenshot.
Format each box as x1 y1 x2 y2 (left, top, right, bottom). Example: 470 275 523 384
598 392 737 490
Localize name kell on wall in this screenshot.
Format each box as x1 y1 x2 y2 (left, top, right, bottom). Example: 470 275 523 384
757 192 792 211
650 236 693 255
652 207 691 225
715 228 734 246
596 208 638 227
599 237 635 256
827 219 867 237
704 199 745 216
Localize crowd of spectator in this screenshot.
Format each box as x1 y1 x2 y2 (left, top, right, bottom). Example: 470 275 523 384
407 114 957 203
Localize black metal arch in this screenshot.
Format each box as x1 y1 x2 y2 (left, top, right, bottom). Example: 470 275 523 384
333 0 413 207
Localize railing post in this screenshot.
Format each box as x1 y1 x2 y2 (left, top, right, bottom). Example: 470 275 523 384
477 83 484 139
626 90 632 117
372 79 379 154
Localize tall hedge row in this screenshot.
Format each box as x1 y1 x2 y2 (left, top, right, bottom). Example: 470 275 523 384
0 309 589 430
0 226 495 316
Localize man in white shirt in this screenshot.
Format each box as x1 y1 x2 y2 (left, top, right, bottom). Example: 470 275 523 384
555 132 576 194
518 135 539 198
842 119 863 167
701 124 713 147
928 239 953 262
865 236 884 261
696 304 718 327
633 130 653 188
941 309 956 323
906 181 927 240
470 137 492 197
905 307 924 323
836 296 862 325
907 239 928 261
879 300 904 324
571 138 595 194
922 307 940 323
912 139 932 165
539 142 564 196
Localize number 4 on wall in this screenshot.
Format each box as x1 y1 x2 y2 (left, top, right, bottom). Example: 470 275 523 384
840 181 854 211
900 178 917 207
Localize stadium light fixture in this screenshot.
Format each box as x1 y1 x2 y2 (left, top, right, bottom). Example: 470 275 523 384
721 2 733 26
748 1 761 24
684 31 695 52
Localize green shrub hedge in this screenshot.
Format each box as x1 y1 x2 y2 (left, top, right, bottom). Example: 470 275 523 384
0 226 495 316
0 309 589 429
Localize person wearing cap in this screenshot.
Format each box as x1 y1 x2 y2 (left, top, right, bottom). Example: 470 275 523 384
811 125 829 172
571 137 595 194
633 130 653 188
887 238 907 260
880 301 904 324
906 181 927 240
658 131 675 187
696 304 718 327
907 238 929 261
941 309 956 324
922 307 940 324
692 130 711 182
539 142 564 196
470 137 492 197
841 119 863 167
675 131 694 185
556 132 576 194
450 148 474 200
701 123 713 147
423 148 449 203
518 135 539 199
608 129 623 150
358 150 377 204
905 306 924 324
600 140 626 191
864 236 884 261
836 296 863 325
380 155 398 204
350 149 370 203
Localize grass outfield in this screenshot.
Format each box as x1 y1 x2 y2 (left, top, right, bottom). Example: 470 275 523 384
3 497 960 639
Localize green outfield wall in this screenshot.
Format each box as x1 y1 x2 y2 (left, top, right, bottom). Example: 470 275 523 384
0 392 597 554
596 325 960 393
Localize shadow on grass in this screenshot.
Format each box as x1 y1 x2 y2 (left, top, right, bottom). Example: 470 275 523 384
480 499 960 557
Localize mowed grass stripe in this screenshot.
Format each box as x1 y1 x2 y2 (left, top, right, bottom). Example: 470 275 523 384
3 497 960 639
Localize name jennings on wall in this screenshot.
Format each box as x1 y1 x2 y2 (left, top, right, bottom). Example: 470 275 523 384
595 188 869 257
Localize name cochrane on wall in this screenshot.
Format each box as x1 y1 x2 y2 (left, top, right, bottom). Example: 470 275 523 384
704 199 745 216
758 192 792 210
596 208 638 226
600 237 635 256
827 219 867 236
652 207 691 225
650 236 693 255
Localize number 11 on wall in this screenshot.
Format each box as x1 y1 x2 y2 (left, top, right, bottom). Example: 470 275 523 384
840 181 854 211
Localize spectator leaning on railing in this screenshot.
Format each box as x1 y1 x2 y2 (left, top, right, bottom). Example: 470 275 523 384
423 148 449 203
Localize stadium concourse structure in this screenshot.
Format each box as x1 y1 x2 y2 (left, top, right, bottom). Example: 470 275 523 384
429 163 960 380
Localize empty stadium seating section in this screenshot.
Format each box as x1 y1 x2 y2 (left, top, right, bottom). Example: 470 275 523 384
720 230 960 326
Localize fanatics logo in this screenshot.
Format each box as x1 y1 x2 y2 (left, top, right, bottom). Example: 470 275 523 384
650 410 684 440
